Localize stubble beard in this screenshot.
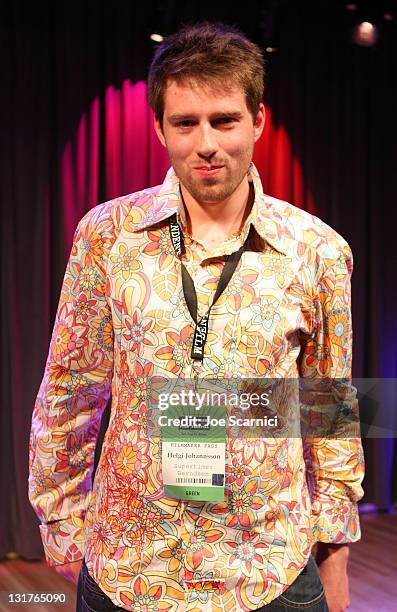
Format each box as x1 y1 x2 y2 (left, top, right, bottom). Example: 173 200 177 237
178 164 249 206
185 179 235 204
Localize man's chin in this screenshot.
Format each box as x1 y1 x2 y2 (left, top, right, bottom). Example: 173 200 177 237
187 183 233 205
192 192 230 205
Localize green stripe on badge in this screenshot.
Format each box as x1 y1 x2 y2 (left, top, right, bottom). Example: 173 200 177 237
164 485 225 502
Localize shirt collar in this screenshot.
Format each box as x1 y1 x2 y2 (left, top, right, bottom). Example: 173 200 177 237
132 163 291 256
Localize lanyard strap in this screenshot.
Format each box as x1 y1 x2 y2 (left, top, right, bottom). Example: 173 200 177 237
168 214 250 361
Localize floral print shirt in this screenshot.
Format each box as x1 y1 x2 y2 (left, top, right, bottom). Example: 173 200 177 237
29 164 364 611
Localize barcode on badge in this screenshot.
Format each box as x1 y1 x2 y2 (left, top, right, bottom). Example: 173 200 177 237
175 477 212 484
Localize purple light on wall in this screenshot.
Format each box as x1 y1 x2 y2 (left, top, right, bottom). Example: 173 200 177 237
61 81 169 252
61 97 100 249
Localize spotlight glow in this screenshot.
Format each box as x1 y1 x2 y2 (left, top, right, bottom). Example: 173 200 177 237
150 33 164 43
352 21 379 46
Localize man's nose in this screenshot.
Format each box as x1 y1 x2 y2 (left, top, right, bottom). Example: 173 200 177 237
197 124 218 159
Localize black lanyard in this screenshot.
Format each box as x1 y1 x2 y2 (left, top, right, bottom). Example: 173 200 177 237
168 214 250 361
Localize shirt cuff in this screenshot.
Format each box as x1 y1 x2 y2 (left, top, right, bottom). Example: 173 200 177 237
311 498 361 544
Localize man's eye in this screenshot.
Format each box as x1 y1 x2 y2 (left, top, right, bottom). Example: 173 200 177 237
176 120 194 127
215 117 236 125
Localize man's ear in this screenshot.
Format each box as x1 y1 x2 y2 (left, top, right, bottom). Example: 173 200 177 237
254 103 266 142
154 117 166 148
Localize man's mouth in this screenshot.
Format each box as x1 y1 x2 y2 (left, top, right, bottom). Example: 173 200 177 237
193 165 224 176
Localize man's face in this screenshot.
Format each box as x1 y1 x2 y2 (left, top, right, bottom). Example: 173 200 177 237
154 79 265 206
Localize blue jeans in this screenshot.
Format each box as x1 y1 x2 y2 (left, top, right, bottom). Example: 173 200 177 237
256 555 328 611
76 555 328 611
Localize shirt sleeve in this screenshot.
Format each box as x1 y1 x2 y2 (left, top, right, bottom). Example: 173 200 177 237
299 241 365 544
28 206 114 566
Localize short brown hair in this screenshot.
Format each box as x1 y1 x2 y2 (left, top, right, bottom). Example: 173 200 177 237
148 22 265 128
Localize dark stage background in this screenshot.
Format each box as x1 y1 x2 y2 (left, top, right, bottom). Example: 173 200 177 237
1 0 396 559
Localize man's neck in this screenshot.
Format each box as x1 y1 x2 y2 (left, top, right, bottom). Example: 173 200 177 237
181 179 254 249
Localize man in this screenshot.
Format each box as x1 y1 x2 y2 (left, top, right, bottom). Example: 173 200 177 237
29 22 364 611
